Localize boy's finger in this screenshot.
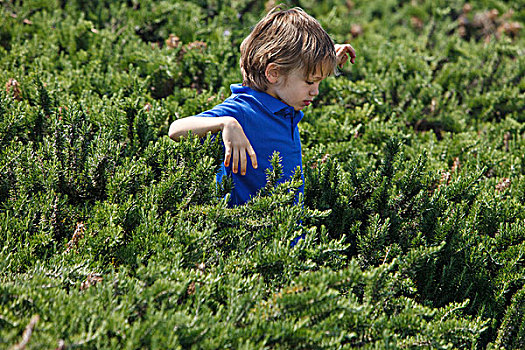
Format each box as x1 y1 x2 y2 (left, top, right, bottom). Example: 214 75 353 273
232 149 239 173
346 45 356 63
224 147 231 167
338 55 348 68
240 150 247 175
248 146 258 169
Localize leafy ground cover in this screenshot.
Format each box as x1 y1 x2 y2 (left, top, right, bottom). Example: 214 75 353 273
1 0 524 348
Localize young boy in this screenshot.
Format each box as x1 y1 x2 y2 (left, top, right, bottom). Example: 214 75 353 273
168 6 355 207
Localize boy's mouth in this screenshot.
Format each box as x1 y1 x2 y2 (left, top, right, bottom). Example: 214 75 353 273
303 100 312 106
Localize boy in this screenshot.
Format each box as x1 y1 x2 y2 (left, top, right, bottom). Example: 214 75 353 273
168 7 355 207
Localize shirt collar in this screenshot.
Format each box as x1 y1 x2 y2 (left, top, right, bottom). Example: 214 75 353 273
230 83 303 118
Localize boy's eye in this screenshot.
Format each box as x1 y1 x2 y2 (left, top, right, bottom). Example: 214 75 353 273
306 81 314 85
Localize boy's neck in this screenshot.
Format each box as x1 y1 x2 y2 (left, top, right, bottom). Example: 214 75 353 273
264 85 281 102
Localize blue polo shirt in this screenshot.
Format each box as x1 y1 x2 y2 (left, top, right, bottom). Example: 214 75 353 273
196 84 304 206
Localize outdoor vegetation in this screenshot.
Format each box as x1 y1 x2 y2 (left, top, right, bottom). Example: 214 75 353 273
1 0 524 348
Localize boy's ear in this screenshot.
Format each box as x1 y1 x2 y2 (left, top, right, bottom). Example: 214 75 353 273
265 63 280 84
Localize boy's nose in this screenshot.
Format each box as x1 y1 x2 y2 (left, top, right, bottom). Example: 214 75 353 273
310 85 319 96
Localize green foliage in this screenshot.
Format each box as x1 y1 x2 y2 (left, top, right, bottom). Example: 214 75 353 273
0 0 524 348
494 284 525 349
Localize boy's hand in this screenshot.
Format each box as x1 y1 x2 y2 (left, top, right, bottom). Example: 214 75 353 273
221 117 258 175
335 44 356 68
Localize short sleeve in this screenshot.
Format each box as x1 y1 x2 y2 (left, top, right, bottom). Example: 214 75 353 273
195 96 245 125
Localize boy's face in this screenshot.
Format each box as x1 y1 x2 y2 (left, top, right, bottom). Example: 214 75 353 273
265 66 327 111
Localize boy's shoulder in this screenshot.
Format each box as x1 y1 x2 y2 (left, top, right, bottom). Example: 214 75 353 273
228 83 263 106
227 84 294 117
199 83 299 122
195 84 266 121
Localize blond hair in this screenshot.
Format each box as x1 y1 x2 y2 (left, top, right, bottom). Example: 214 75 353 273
240 7 336 91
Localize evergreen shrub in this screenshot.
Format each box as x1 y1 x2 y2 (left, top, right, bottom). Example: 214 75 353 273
1 0 524 348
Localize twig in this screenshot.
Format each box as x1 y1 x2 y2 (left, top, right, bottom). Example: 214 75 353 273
11 315 39 350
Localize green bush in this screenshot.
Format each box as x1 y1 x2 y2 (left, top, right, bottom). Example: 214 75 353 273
1 0 524 348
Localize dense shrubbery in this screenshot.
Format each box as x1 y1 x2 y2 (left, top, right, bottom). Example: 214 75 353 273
1 0 524 348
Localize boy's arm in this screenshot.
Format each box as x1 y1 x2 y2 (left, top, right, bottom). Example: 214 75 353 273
168 116 257 175
168 116 229 139
335 44 356 67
